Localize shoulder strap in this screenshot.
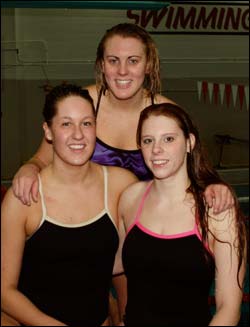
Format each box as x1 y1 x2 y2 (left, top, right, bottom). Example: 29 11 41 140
102 165 117 229
38 174 47 218
102 166 109 211
95 87 103 117
134 181 153 224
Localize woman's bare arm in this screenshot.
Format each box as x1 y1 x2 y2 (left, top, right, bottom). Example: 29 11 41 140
1 189 66 326
12 137 53 206
208 208 246 326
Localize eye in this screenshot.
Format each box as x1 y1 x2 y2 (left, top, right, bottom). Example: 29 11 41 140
83 121 93 127
108 58 118 65
142 138 153 145
128 58 138 64
62 121 71 127
163 136 174 143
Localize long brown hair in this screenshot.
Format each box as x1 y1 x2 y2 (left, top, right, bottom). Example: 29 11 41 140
137 103 247 287
95 23 161 97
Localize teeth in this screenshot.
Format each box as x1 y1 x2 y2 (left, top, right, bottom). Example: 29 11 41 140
152 160 168 164
116 80 130 85
69 144 84 149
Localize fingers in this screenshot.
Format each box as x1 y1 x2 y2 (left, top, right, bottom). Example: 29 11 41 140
12 176 38 206
204 184 235 214
214 185 235 214
204 190 214 209
31 180 39 203
211 189 222 214
12 176 20 199
21 179 33 206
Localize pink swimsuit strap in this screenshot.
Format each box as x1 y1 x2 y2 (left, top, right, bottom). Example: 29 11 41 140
126 182 214 256
127 181 153 234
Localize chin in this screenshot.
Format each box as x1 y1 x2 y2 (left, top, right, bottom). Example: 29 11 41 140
67 156 90 166
71 161 88 167
111 88 138 100
113 92 133 100
151 168 171 179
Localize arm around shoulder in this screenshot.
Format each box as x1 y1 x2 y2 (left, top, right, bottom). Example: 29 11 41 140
12 137 52 205
208 207 247 326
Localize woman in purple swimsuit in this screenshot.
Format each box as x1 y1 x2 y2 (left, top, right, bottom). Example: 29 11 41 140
12 23 233 210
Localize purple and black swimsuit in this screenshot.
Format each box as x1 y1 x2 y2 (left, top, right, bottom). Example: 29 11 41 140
91 89 153 181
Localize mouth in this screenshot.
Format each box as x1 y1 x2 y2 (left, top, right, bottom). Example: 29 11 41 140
68 144 86 150
151 159 169 166
115 79 132 87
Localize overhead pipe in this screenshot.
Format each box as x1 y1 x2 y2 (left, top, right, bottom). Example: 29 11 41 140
0 1 171 10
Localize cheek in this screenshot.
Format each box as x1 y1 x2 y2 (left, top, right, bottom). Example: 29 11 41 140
52 130 68 145
103 63 115 76
175 145 188 162
85 128 96 141
141 148 151 161
134 65 147 78
90 129 96 140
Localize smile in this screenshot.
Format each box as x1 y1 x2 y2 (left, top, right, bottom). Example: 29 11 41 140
69 144 85 150
152 160 169 165
116 80 131 85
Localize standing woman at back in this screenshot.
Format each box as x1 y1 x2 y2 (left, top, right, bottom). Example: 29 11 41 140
12 23 233 212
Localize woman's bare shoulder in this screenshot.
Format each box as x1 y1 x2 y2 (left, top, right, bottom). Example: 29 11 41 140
85 84 97 97
120 179 149 203
118 180 150 225
155 93 177 105
106 166 138 186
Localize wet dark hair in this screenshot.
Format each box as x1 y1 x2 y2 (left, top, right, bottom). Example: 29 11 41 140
137 102 247 288
43 84 95 126
95 23 161 97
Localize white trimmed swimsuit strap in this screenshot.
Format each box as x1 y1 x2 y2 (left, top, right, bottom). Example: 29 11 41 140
102 166 109 211
102 165 117 230
37 174 47 219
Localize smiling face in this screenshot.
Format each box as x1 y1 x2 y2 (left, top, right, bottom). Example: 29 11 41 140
101 35 149 100
140 115 194 180
43 95 96 167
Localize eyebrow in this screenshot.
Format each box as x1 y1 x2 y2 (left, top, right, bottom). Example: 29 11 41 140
142 132 178 137
106 55 142 59
60 115 95 120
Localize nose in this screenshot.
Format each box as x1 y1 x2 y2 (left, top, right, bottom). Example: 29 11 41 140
72 125 84 140
118 62 128 75
152 139 164 154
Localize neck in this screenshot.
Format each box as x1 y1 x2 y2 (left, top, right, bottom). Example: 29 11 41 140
45 161 95 186
106 88 148 113
152 173 191 203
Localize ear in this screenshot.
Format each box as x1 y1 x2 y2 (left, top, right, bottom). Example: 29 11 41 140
187 133 195 153
43 122 53 142
101 60 105 72
145 61 150 74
